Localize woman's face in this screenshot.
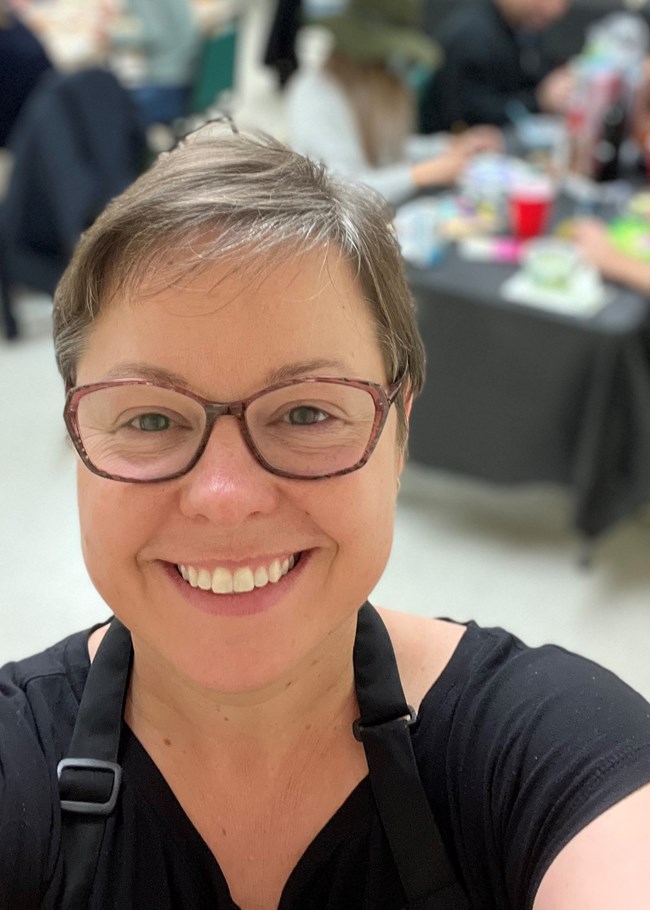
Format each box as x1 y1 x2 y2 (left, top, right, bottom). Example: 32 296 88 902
75 246 405 693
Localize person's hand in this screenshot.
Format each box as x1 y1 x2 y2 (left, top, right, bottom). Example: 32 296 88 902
455 126 504 156
572 218 621 275
536 65 574 114
410 145 471 189
572 218 650 295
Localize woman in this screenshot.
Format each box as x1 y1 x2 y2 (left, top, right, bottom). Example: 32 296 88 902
1 123 650 909
286 20 502 206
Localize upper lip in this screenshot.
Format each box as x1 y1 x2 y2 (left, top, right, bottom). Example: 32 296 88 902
165 550 306 571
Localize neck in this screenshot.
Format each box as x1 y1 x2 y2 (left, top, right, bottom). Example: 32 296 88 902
125 614 360 766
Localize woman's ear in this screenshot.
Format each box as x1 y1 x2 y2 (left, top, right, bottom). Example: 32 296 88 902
396 387 414 477
403 389 413 421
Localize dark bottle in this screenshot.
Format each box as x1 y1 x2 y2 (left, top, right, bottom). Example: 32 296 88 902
593 92 627 182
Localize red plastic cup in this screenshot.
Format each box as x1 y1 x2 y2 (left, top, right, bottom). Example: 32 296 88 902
508 177 555 240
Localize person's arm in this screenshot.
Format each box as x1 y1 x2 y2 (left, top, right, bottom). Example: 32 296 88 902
443 633 650 909
404 132 451 163
535 65 574 115
439 19 572 127
458 60 574 123
405 126 503 163
600 254 650 295
287 67 466 205
573 218 650 295
534 783 650 908
459 75 539 125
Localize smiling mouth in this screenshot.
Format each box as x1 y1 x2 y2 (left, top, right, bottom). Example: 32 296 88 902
176 553 303 594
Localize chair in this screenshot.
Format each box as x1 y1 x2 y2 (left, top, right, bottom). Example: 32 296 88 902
0 68 147 339
190 25 239 116
0 15 53 148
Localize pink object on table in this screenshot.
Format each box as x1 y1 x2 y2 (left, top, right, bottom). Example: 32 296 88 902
491 237 523 262
458 237 523 263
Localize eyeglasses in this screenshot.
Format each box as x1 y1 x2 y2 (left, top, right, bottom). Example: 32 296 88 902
64 375 404 483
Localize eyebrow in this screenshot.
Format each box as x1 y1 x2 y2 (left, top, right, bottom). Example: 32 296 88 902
102 359 356 389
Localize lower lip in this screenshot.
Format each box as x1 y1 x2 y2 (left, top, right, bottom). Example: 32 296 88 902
162 551 312 618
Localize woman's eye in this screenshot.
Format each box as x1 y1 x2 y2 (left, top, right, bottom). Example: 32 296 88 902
284 406 329 426
128 413 172 432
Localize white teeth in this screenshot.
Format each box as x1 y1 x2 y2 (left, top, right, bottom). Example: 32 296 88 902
197 569 212 591
233 567 255 593
268 559 282 583
178 553 300 595
254 566 269 587
212 567 234 594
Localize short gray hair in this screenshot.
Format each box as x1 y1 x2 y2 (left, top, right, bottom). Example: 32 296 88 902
53 125 425 444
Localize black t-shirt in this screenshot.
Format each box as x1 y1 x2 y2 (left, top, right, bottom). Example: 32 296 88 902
2 619 650 909
421 0 556 132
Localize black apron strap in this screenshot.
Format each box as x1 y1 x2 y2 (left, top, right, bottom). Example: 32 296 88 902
57 617 133 908
353 603 470 909
57 607 468 908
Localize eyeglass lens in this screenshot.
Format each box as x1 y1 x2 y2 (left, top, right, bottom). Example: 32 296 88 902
74 382 379 480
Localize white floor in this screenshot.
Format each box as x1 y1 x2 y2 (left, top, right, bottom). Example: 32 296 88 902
2 0 650 704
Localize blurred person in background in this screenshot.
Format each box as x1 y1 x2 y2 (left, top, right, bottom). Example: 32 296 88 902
286 2 502 207
0 0 53 146
421 0 575 133
573 217 650 296
568 58 650 297
103 0 201 127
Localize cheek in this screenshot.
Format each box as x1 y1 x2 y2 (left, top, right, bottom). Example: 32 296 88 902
76 468 154 599
343 473 395 596
304 436 398 582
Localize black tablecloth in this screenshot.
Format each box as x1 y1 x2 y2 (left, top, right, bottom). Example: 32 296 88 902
407 248 650 538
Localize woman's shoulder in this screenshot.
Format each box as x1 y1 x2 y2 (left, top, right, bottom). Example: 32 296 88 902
381 608 650 908
0 625 99 906
0 623 99 771
380 605 650 820
379 606 650 721
376 607 467 712
0 621 105 790
0 623 95 699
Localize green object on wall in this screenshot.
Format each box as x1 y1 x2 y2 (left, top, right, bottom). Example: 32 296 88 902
191 26 238 115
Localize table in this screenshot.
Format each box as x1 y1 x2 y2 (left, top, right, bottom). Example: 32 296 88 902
406 239 650 541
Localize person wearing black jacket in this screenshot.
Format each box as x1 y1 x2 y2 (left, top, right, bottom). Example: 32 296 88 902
421 0 573 132
0 1 52 146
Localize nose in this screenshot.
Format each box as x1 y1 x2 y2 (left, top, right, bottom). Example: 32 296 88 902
177 416 282 527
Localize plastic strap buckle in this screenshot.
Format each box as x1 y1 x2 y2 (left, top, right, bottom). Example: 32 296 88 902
57 758 123 815
352 705 417 742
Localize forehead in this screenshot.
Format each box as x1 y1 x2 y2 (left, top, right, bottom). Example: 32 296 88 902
76 246 387 394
